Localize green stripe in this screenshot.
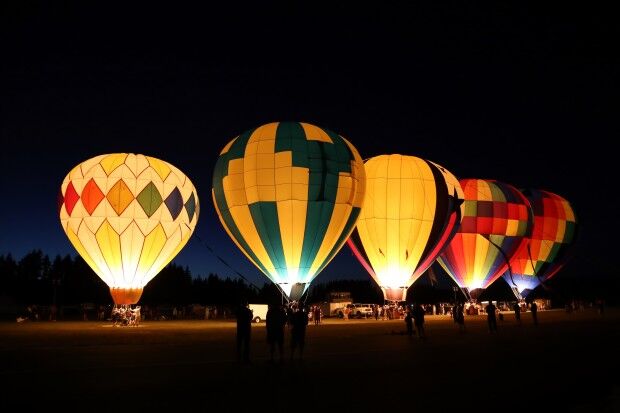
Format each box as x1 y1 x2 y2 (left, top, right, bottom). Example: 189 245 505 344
298 140 334 276
533 260 542 274
464 200 477 217
325 130 353 173
564 221 576 242
274 121 309 167
546 242 561 263
484 235 504 273
516 220 529 236
274 123 322 277
297 128 357 277
299 200 333 277
314 206 361 278
248 202 287 279
489 182 506 202
212 128 271 276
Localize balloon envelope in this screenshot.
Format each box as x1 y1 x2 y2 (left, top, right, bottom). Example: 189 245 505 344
504 189 578 294
212 122 366 300
59 153 199 304
347 154 464 301
437 179 533 292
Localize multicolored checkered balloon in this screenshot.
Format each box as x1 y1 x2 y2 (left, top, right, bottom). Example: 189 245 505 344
437 179 533 291
504 189 577 294
58 153 199 304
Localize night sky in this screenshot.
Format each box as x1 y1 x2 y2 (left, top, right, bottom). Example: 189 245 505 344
0 2 615 288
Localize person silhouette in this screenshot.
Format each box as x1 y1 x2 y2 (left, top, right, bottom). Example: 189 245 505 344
49 304 58 321
236 301 253 364
313 306 321 325
405 309 414 337
412 303 426 339
266 303 286 364
290 305 309 360
455 302 465 333
530 301 538 325
513 302 521 324
486 301 497 333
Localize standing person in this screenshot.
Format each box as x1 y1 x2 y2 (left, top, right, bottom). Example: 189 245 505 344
266 304 286 364
404 309 414 337
49 304 57 321
313 306 320 325
486 301 497 333
204 305 210 320
236 301 253 364
290 305 309 360
412 303 426 339
455 303 465 333
513 302 521 324
530 300 538 325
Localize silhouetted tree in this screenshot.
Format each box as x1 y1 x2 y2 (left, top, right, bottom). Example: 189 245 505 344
308 279 383 303
0 250 617 310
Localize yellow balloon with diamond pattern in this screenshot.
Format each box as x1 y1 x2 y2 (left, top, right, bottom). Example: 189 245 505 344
58 153 199 304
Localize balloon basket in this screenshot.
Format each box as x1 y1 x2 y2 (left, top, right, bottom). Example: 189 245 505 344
111 304 142 327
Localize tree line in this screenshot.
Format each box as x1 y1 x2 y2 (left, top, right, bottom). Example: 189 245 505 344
2 250 615 311
0 250 386 308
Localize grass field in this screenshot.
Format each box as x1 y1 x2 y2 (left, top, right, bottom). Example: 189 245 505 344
1 308 618 412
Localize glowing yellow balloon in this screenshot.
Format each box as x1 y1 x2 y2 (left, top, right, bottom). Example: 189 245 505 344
348 154 464 301
58 153 199 304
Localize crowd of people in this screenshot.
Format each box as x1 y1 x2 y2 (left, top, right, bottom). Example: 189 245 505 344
236 301 309 364
14 297 604 330
236 298 555 364
111 305 141 327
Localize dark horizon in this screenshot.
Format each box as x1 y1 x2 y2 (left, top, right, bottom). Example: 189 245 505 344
1 2 615 288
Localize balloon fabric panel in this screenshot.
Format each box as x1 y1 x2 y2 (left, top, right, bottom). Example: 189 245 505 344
347 155 464 301
506 189 578 293
212 122 365 300
59 153 199 304
437 179 533 291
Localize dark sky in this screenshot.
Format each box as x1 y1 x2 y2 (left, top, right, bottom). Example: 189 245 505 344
0 2 616 287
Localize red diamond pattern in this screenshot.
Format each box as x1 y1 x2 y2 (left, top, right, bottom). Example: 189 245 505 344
64 181 80 216
81 178 105 215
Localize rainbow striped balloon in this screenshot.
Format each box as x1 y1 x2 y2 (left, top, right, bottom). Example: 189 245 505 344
505 189 577 294
437 179 533 292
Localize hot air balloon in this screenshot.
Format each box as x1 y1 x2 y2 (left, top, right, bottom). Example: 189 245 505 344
437 179 533 297
58 153 199 305
504 189 577 295
346 155 464 302
212 121 366 301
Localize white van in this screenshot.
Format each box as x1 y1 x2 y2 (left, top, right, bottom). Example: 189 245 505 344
248 304 268 323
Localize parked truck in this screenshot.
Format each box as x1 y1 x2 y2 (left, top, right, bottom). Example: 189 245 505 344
248 304 268 323
310 301 352 318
